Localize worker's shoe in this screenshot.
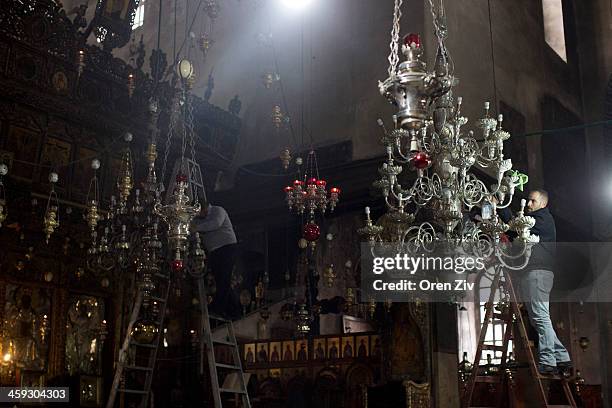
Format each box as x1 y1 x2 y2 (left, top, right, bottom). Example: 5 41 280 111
538 364 556 375
557 361 573 378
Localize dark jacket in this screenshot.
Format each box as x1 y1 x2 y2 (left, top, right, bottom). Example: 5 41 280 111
498 207 556 272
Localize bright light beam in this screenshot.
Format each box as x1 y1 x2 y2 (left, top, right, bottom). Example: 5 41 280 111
280 0 313 10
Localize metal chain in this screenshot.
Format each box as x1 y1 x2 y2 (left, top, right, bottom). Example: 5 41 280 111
180 91 189 167
186 92 198 203
427 0 453 74
160 93 178 186
187 93 196 167
387 0 403 78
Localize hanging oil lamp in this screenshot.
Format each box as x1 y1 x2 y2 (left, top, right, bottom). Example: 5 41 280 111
323 263 335 287
154 173 201 264
279 147 291 170
272 105 283 129
43 172 60 244
85 159 101 239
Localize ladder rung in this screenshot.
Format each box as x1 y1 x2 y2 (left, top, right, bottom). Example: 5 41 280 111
209 314 230 322
220 388 247 394
131 341 157 349
482 344 506 352
213 338 236 346
118 388 148 395
474 376 502 384
216 363 241 370
125 365 154 371
537 373 564 380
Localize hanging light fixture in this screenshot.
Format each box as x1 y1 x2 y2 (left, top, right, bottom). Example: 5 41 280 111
284 150 340 218
360 0 536 270
43 172 60 244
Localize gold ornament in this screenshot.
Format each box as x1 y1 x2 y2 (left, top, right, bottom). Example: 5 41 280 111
323 264 336 287
298 238 308 249
198 33 214 56
86 200 100 232
280 147 291 170
255 279 265 305
132 319 158 344
43 206 59 244
117 146 134 209
367 297 376 319
271 105 283 129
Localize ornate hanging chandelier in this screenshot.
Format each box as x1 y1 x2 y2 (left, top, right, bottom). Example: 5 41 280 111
283 150 340 219
360 0 536 269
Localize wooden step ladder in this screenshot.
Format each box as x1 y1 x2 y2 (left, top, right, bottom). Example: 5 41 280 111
106 271 172 408
197 275 252 408
461 267 577 408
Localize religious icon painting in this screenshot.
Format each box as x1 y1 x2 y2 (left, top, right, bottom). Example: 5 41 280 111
39 136 71 188
269 342 281 363
371 335 382 359
256 343 269 363
342 336 355 358
313 338 326 360
327 337 340 359
356 336 369 358
281 341 295 361
269 368 281 378
296 339 308 361
244 343 256 364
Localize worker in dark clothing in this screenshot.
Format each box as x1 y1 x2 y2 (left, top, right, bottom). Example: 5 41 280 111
192 201 241 320
498 189 572 375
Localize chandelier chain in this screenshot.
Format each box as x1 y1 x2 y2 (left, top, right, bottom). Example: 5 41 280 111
181 93 189 167
187 93 198 202
160 95 178 185
426 0 453 74
387 0 403 78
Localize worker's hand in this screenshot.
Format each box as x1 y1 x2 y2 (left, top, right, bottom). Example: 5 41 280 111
201 206 209 217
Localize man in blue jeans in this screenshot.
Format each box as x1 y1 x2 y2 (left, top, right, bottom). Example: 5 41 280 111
499 189 572 375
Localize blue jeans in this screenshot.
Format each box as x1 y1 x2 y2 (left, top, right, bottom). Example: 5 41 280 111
520 269 570 367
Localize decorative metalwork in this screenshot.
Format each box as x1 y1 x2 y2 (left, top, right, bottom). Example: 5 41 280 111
92 0 142 51
262 71 280 89
361 0 536 270
284 150 340 219
294 303 313 335
43 172 60 244
65 296 105 375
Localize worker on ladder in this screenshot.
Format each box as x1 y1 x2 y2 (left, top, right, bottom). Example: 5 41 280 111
192 199 241 321
497 189 573 376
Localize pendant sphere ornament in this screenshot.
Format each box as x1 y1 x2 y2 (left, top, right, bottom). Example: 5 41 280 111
303 222 321 242
412 151 431 169
178 59 194 80
132 319 159 344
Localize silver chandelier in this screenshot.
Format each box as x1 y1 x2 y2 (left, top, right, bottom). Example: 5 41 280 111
360 0 537 269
